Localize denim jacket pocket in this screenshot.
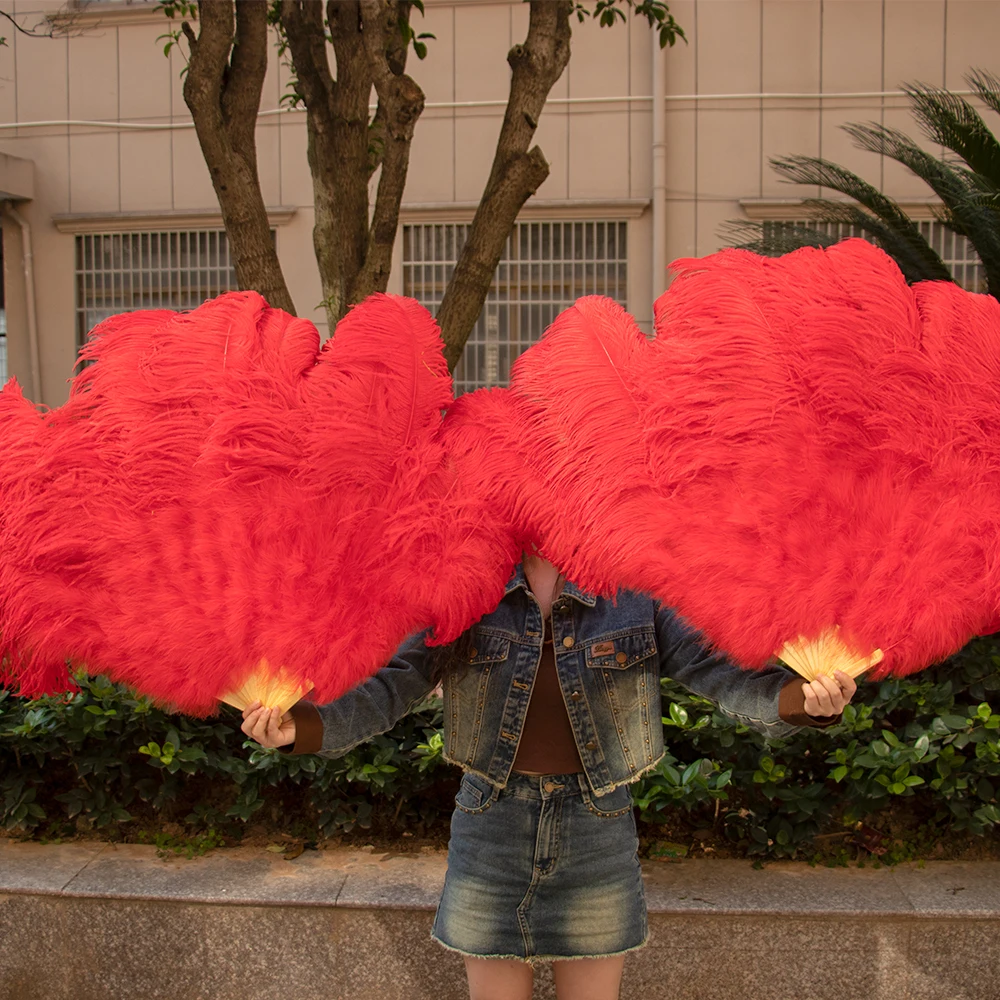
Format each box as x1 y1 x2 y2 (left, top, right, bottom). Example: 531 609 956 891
467 631 511 666
455 771 500 814
584 629 657 670
580 782 634 818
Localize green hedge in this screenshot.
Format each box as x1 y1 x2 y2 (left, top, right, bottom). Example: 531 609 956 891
2 638 999 861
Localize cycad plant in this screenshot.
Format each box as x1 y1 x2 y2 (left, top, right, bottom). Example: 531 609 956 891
725 69 1000 299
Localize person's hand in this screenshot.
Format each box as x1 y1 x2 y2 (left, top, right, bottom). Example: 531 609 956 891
241 700 296 748
803 670 857 718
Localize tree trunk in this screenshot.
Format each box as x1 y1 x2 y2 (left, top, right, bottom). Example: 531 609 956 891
280 1 424 332
182 0 296 314
349 0 425 303
435 0 573 372
280 1 370 332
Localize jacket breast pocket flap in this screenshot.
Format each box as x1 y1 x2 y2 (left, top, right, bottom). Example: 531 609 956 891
585 630 657 670
468 632 511 665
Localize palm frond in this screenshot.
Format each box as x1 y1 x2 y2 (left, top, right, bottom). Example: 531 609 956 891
771 155 916 229
721 210 951 284
768 155 953 282
842 121 968 200
843 121 1000 292
968 68 1000 118
719 220 840 257
806 201 953 284
903 82 1000 189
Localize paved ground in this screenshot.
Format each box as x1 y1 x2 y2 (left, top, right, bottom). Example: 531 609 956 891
2 841 1000 999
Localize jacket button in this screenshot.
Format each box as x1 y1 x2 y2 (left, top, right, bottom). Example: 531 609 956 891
570 691 582 701
562 636 574 648
469 649 478 659
585 740 597 751
615 652 627 664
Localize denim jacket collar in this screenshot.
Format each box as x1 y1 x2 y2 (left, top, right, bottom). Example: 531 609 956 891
503 562 598 607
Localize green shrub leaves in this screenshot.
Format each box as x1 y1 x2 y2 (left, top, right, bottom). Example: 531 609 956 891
2 640 999 859
641 637 1000 857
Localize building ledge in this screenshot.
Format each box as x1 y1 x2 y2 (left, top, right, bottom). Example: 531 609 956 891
52 1 167 29
400 198 651 223
740 197 943 221
51 207 297 234
0 152 35 202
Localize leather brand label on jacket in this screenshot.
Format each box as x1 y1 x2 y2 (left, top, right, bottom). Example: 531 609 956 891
590 641 615 656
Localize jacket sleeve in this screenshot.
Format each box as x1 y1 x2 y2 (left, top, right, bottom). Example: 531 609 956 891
281 632 438 757
654 605 840 738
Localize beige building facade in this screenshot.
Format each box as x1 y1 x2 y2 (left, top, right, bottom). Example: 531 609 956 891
0 0 996 404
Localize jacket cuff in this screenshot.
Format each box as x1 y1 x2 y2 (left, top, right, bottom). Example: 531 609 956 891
281 700 323 754
778 677 841 728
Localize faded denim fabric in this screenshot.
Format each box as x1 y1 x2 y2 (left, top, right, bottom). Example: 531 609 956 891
431 771 647 961
305 564 801 794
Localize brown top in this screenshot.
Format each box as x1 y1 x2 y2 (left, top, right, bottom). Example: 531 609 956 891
512 620 585 775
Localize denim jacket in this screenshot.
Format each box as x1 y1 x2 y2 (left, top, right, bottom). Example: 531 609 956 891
287 566 824 795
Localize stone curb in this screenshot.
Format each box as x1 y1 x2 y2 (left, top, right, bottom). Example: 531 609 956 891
2 842 1000 1000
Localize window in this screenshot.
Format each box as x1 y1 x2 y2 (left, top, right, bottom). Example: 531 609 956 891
403 221 629 395
75 231 239 348
761 219 985 293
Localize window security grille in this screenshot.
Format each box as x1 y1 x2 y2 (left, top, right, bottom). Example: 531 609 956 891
762 219 985 293
75 231 239 347
403 221 629 395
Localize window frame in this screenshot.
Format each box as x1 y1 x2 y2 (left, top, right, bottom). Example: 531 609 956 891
402 218 630 395
73 229 241 349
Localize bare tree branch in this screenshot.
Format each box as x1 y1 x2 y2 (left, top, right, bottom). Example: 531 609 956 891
435 0 573 371
183 0 295 313
367 100 389 178
278 0 335 111
349 0 425 301
1 7 72 38
222 0 269 160
281 0 372 329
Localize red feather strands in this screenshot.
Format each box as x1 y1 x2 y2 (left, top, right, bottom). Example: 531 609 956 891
5 238 1000 713
0 293 518 714
506 239 1000 677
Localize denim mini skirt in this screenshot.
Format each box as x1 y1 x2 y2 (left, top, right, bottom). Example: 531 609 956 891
430 770 648 962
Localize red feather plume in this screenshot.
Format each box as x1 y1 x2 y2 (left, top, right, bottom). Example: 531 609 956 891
4 238 1000 711
506 239 1000 676
0 292 517 713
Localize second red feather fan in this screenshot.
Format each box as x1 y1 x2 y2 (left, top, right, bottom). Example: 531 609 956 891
501 239 1000 678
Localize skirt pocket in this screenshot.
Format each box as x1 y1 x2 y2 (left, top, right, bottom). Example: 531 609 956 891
579 781 634 818
454 770 500 814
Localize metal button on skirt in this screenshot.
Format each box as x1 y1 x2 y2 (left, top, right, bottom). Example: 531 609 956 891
431 770 648 962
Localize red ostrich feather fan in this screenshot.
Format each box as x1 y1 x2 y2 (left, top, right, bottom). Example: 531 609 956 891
503 239 1000 679
4 238 1000 711
0 292 519 714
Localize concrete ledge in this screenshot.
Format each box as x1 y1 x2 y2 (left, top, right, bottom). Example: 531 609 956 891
0 152 34 202
2 842 1000 1000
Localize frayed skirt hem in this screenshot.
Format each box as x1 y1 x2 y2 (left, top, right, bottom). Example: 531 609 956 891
430 931 649 966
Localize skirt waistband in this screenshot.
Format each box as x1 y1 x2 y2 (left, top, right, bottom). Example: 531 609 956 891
505 771 589 799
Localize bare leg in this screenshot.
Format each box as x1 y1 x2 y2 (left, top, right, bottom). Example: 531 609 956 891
552 956 626 1000
464 956 534 1000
